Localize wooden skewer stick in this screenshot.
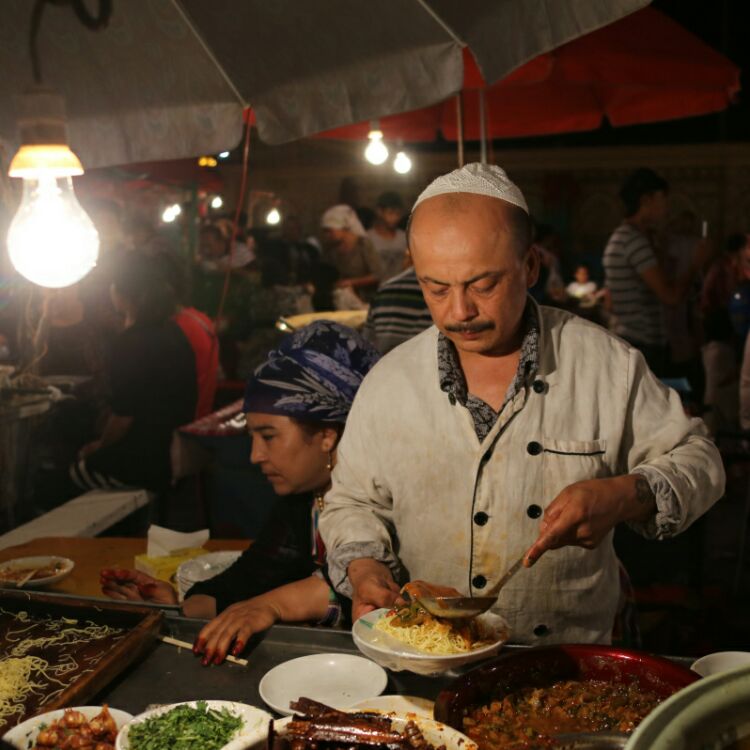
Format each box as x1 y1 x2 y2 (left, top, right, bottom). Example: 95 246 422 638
16 567 43 588
158 634 249 667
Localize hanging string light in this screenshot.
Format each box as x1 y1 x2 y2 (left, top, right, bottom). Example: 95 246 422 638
364 121 389 165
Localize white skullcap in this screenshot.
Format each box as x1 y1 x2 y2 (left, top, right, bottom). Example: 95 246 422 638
413 162 528 214
321 204 366 237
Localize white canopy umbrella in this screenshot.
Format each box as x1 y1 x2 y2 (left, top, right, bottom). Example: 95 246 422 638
0 0 649 168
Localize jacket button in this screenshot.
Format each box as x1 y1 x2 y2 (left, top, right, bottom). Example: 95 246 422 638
532 379 546 394
473 511 489 526
448 393 457 405
527 441 542 456
534 624 550 637
526 504 543 519
472 575 487 589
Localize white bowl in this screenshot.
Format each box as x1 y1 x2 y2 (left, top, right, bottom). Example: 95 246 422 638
176 551 243 599
258 653 388 715
3 706 133 750
690 650 750 677
116 701 272 750
274 711 477 750
628 663 750 750
352 608 509 676
0 556 74 588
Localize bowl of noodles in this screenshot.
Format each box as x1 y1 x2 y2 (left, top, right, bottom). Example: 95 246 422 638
352 606 509 676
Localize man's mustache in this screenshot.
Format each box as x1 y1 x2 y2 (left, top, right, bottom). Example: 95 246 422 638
445 321 495 333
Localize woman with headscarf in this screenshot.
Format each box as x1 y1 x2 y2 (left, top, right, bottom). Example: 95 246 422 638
320 204 383 301
100 321 379 665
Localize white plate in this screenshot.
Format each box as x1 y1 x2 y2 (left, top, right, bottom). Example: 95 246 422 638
3 706 133 750
690 650 750 677
0 556 74 588
116 701 272 750
259 653 388 715
352 608 509 676
176 551 243 599
351 694 434 719
273 710 476 750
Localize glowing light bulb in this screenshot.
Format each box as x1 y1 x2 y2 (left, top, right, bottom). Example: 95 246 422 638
162 203 181 223
218 151 230 159
364 130 389 165
393 151 412 174
7 175 99 288
211 195 224 209
266 208 281 225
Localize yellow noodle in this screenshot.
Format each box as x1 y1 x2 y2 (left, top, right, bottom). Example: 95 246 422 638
0 608 124 728
375 611 490 654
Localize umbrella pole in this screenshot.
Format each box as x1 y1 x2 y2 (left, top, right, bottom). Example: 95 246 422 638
455 93 465 167
479 88 487 165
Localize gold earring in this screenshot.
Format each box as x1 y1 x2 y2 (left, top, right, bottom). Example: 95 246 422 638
326 451 334 472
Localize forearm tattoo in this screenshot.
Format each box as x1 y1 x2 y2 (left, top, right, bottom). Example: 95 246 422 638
635 475 656 505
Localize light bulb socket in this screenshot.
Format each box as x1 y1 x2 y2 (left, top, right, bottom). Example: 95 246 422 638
15 86 70 148
8 87 83 178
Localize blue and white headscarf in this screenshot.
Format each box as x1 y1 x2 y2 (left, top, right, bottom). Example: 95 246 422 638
243 321 379 423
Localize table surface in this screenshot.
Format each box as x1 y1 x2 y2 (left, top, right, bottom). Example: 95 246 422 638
99 618 450 716
0 536 249 597
96 617 696 719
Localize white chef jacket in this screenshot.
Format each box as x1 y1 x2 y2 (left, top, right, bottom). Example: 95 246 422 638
320 304 725 644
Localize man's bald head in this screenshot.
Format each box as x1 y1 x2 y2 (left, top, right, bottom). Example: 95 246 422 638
407 193 532 259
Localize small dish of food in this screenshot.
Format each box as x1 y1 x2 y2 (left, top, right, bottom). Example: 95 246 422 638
3 705 132 750
259 654 388 716
116 700 272 750
271 698 477 750
0 556 74 588
352 604 509 676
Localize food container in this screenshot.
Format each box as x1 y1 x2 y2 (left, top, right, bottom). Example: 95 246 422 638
628 662 750 750
433 645 698 740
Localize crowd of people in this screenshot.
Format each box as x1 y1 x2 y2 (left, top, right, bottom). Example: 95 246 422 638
95 163 727 663
0 160 744 660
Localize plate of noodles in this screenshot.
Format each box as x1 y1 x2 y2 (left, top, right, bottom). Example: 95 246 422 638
352 606 509 676
0 556 74 587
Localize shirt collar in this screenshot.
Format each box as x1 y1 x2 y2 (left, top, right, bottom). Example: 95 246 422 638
437 298 540 407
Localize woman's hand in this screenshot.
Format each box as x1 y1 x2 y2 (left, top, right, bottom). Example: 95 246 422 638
100 568 178 604
192 598 281 665
191 576 333 666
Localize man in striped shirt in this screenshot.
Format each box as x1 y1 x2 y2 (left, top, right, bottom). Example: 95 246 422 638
603 168 708 376
362 265 433 354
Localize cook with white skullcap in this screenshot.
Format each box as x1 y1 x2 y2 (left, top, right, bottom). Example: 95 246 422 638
412 162 528 214
320 204 383 296
319 159 723 648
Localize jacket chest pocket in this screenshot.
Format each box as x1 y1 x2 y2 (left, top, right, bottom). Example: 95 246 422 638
540 438 609 499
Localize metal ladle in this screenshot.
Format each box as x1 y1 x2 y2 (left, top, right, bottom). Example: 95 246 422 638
410 556 526 619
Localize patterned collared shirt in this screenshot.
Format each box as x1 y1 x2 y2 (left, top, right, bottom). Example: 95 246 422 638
437 301 540 442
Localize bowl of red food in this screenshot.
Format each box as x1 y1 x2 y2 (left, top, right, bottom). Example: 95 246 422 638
433 645 699 750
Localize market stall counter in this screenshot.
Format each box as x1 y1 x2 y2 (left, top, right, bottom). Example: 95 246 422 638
97 616 696 718
97 617 449 714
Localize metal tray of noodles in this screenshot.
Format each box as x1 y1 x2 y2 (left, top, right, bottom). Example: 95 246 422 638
0 590 162 735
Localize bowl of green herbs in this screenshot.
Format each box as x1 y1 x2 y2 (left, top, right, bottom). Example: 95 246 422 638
116 700 272 750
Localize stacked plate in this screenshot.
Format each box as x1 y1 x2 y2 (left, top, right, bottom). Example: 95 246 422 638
175 551 242 599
